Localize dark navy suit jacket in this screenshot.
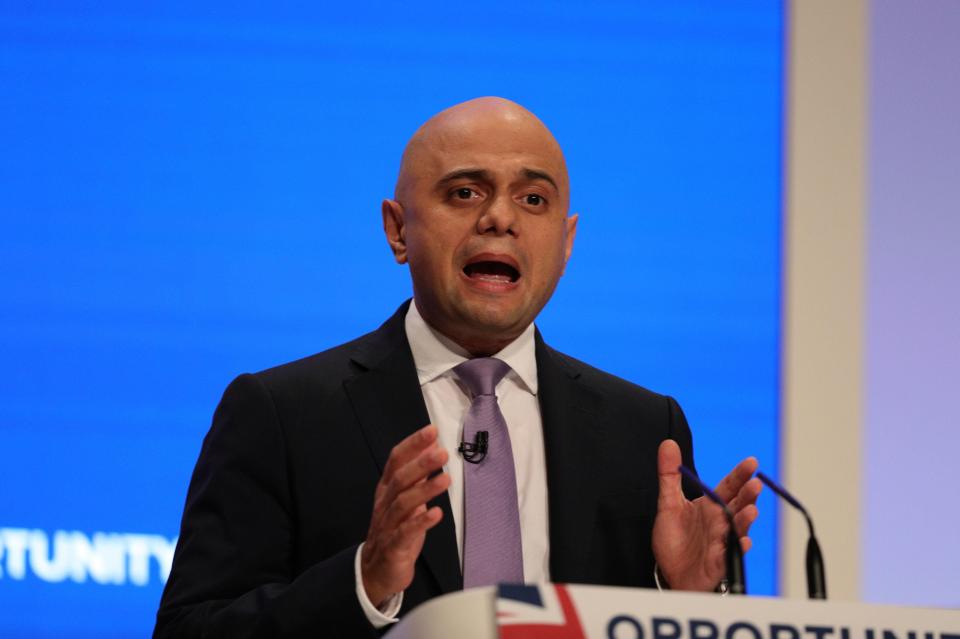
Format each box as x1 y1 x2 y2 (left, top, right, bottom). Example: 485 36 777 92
154 301 699 638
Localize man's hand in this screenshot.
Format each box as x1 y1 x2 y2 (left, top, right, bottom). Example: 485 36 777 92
361 424 451 608
651 439 762 592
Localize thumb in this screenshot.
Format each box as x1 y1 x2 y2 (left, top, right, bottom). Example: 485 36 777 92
657 439 686 512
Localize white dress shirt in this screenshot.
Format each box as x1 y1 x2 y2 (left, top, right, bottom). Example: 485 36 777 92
355 301 551 627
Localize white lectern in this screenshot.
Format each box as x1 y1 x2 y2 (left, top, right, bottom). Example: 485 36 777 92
386 583 960 639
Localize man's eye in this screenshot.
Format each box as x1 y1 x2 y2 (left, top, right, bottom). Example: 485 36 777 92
455 188 475 200
525 194 544 206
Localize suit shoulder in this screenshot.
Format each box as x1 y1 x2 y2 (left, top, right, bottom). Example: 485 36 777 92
253 335 366 387
248 303 410 393
245 332 371 397
547 347 673 408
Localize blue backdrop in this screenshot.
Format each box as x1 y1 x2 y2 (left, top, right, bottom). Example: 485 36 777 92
0 3 783 636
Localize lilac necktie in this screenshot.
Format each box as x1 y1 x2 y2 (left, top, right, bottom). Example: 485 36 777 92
454 357 524 588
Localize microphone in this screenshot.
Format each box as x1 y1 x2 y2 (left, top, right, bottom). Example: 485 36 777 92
678 465 746 595
756 472 827 600
458 430 488 464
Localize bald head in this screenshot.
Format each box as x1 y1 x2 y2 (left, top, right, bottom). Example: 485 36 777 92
395 97 568 206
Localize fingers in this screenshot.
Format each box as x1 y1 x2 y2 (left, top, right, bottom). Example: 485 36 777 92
380 503 445 559
717 463 762 552
397 505 444 544
382 471 451 531
380 424 439 483
374 423 451 530
657 439 686 512
377 425 446 503
699 488 759 547
733 503 759 538
712 481 760 546
733 490 760 553
379 442 449 508
727 476 762 515
713 456 759 504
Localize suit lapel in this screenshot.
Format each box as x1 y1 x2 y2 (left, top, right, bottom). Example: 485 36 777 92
536 332 604 583
343 302 463 595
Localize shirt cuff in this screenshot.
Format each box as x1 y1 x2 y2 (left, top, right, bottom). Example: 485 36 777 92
653 563 729 596
653 563 666 592
354 543 403 628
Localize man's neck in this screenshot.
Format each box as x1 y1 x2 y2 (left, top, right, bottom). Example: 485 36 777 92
405 299 539 394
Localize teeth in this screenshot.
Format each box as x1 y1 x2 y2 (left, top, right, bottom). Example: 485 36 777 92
472 273 513 282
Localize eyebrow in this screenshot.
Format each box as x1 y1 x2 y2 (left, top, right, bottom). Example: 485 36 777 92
437 169 491 187
521 168 559 192
436 167 560 192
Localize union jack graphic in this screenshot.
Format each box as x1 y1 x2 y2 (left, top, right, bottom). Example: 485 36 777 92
496 583 587 639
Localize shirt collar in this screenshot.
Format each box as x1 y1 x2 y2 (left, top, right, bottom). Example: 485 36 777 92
404 299 538 395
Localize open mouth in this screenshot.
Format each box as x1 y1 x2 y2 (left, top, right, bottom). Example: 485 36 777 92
462 257 521 284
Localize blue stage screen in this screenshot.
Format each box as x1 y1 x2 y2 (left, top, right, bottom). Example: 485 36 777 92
0 3 783 636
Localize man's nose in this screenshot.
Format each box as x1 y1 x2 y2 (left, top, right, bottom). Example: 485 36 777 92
477 195 518 236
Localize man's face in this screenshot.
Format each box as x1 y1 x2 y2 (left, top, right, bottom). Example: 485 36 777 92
384 100 577 354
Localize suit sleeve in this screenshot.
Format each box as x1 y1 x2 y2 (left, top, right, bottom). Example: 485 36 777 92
665 395 704 502
153 374 380 639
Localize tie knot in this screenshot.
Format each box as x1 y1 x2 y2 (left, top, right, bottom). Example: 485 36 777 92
454 357 512 397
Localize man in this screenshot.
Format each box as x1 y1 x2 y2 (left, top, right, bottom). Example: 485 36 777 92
154 97 761 638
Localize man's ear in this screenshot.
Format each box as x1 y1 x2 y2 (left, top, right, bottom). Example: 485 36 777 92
382 199 408 264
561 212 579 274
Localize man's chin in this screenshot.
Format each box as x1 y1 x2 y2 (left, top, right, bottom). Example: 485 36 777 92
455 301 532 341
416 292 536 352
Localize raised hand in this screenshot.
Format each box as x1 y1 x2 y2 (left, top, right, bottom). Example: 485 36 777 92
651 439 762 592
361 424 451 608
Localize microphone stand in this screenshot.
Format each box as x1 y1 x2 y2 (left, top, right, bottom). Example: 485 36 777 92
756 472 827 599
678 465 746 595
